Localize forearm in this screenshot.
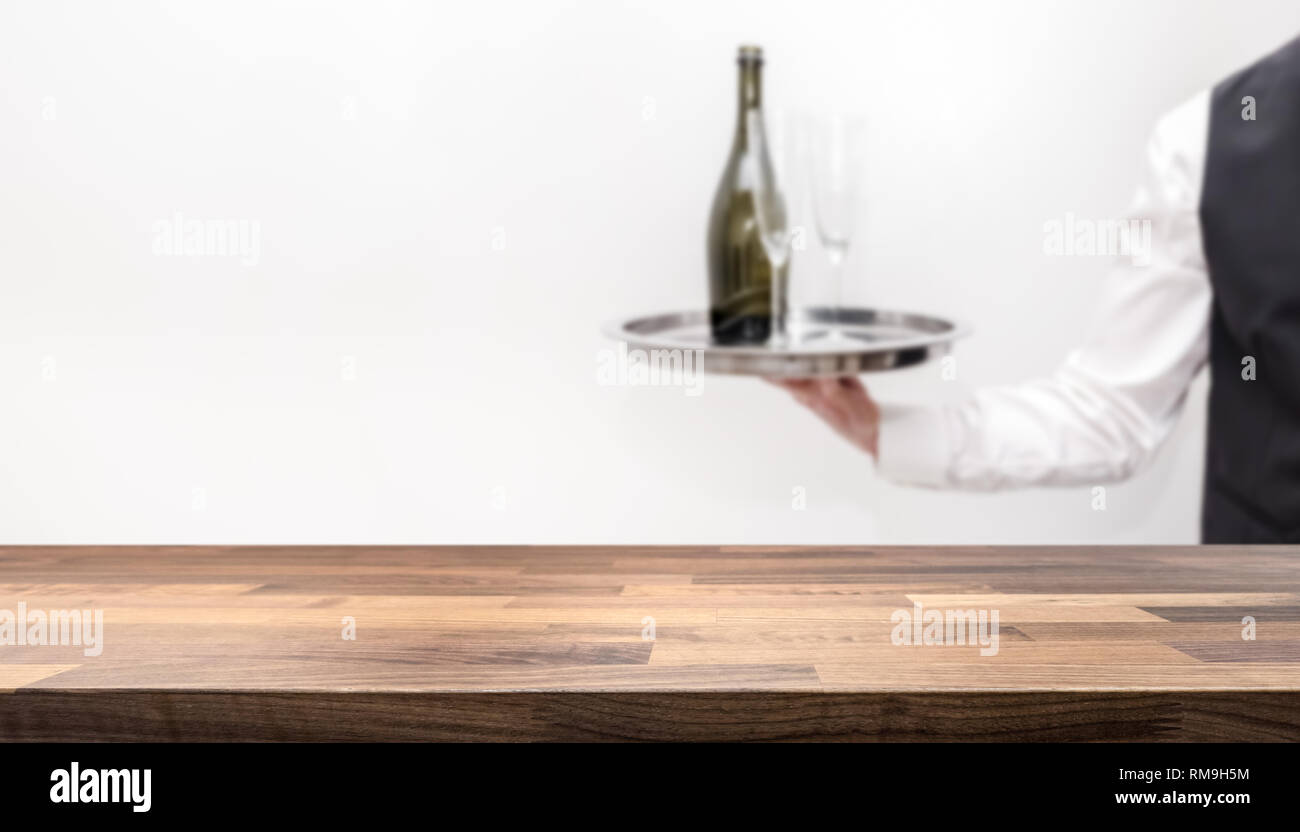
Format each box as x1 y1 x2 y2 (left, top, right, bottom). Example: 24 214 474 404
877 363 1191 490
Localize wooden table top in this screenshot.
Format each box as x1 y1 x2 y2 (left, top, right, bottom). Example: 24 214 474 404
4 545 1300 741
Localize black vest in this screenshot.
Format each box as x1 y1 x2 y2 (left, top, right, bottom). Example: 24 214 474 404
1200 35 1300 542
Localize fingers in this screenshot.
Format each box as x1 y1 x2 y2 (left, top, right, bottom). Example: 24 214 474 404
773 377 851 428
764 376 857 411
763 378 822 410
766 374 879 458
762 375 853 389
792 383 829 415
832 375 879 419
761 377 814 392
836 375 868 395
812 378 858 433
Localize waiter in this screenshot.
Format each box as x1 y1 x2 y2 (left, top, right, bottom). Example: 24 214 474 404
773 35 1300 544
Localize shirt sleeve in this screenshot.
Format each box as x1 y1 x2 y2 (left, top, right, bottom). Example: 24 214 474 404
877 89 1212 490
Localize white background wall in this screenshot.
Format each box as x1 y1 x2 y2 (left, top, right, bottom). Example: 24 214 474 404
2 1 1297 544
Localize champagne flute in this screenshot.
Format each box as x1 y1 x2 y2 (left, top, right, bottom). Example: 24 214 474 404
809 113 866 340
747 109 794 346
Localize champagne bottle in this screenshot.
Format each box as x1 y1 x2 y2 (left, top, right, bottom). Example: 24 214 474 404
707 45 780 344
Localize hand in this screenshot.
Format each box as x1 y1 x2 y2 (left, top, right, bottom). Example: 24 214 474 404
766 376 880 459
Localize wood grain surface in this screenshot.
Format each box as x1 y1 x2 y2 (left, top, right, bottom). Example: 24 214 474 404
2 545 1299 741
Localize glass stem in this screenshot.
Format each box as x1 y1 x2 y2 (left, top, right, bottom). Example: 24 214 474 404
770 255 787 347
830 255 843 335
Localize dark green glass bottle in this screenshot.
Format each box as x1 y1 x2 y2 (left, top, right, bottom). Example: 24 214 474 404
708 45 778 344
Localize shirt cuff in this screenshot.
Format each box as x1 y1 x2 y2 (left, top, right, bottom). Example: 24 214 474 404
876 404 953 487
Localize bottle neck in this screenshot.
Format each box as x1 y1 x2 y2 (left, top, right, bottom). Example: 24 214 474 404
734 61 763 149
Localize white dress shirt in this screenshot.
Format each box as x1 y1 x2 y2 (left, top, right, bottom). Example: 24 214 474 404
877 90 1213 489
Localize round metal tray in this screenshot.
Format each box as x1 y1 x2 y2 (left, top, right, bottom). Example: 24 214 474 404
603 307 970 377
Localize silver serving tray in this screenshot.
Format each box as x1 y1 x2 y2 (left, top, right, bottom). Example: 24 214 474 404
603 307 970 377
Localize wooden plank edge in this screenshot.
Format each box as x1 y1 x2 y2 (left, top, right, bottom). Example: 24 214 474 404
3 689 1300 742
